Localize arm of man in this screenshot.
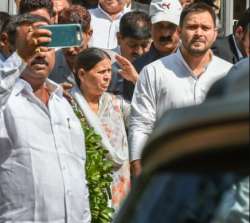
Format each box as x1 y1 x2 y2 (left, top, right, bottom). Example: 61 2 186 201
119 96 131 129
0 23 51 110
0 53 26 109
128 65 157 176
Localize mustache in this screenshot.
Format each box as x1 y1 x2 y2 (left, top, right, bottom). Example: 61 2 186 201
31 57 49 66
159 36 173 43
191 37 205 43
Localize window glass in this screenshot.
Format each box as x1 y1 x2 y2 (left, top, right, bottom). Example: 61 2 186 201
130 173 249 223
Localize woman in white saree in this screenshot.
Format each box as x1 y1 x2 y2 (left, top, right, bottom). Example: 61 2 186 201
70 47 130 211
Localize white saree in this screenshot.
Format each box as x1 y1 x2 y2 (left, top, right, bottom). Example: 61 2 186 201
71 87 131 210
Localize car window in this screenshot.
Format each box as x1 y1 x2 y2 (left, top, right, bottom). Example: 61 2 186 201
213 176 249 223
129 173 249 223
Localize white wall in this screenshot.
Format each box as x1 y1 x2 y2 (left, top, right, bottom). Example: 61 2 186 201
0 0 17 15
0 0 9 12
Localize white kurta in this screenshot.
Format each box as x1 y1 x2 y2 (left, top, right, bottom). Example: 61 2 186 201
0 53 91 222
89 5 129 49
129 49 233 161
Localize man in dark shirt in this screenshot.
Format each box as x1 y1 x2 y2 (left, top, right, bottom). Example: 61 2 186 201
108 11 151 96
212 8 249 64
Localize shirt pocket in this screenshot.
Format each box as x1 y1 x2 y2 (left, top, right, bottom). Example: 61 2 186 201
67 118 86 160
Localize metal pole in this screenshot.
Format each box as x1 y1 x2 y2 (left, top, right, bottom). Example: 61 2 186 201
0 0 9 12
223 0 234 36
8 0 17 15
246 0 249 9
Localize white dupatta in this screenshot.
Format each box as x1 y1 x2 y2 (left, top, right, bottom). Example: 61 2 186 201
71 87 127 168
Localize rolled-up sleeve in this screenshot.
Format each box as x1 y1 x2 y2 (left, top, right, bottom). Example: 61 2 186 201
0 52 25 110
128 66 157 161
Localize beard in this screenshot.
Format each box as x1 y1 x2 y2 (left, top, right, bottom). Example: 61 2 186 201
186 41 213 56
184 35 216 56
188 46 209 56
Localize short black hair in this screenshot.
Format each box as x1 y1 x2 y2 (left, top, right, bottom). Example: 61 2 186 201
119 11 151 40
19 0 54 17
75 47 111 88
235 7 250 33
3 13 49 47
0 12 10 33
194 0 219 10
180 2 216 27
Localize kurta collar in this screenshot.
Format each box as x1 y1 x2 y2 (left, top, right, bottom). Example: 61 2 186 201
176 48 213 78
14 78 63 98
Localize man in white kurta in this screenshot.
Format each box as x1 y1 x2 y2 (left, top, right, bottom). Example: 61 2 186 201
89 0 130 49
129 2 233 176
0 14 90 222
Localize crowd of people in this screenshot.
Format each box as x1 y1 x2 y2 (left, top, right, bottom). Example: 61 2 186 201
0 0 249 222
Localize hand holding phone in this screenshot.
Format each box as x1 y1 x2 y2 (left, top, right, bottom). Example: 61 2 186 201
40 24 83 48
16 23 52 61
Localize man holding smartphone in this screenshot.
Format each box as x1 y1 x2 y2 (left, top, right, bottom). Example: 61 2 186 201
0 13 91 223
49 5 93 87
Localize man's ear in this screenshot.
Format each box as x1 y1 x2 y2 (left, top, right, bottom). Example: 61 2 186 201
234 26 244 40
0 35 4 47
0 32 9 45
213 27 218 42
177 26 182 37
85 28 93 44
87 28 93 38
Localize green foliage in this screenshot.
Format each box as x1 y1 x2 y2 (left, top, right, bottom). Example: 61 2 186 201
72 101 114 223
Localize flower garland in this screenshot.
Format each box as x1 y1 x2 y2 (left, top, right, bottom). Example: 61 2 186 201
71 99 115 223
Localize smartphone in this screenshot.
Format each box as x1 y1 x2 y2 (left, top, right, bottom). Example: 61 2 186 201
40 24 83 48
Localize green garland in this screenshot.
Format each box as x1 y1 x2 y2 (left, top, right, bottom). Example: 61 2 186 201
71 99 115 223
